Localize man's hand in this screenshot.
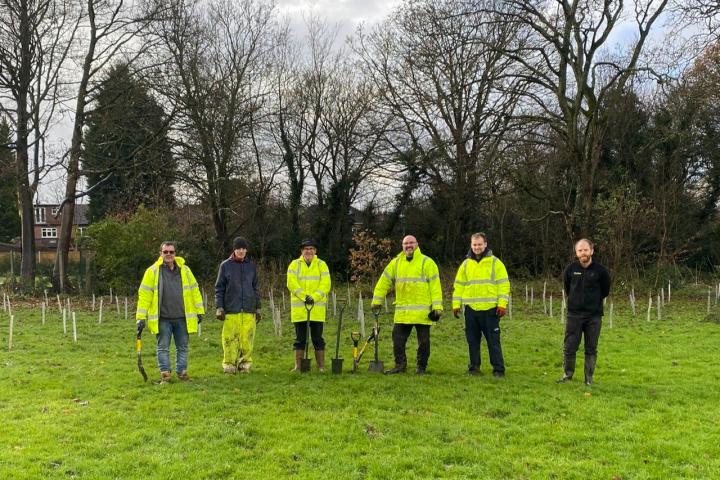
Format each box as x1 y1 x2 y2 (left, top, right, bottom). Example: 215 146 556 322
197 314 203 324
428 309 441 322
216 308 225 321
136 319 145 332
305 295 314 306
496 306 507 318
452 307 461 319
371 304 382 315
255 309 261 323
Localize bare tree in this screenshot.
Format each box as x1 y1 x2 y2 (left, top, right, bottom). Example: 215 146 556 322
52 0 160 292
0 0 78 289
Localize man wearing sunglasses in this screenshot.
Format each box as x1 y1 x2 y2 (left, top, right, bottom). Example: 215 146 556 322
136 241 205 384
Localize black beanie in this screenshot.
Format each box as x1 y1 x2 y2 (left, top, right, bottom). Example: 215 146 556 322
233 237 249 250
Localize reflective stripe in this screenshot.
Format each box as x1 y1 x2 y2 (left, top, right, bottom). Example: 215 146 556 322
498 295 510 300
299 276 321 280
137 308 148 315
383 271 393 282
139 284 154 292
462 297 499 303
465 279 494 285
494 278 509 284
183 284 198 291
452 296 461 302
321 272 330 276
149 314 159 320
194 302 204 308
186 313 198 319
431 300 442 306
427 274 438 282
372 296 383 302
395 305 431 311
454 280 469 286
287 269 299 275
396 277 425 283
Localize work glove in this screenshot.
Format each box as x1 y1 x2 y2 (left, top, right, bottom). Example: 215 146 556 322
452 307 461 319
428 309 441 322
496 306 507 318
255 309 261 323
216 308 225 321
371 304 382 315
305 295 314 306
197 314 203 324
136 320 145 332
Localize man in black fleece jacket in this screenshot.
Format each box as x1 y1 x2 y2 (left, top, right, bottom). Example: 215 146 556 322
215 236 261 373
558 238 611 386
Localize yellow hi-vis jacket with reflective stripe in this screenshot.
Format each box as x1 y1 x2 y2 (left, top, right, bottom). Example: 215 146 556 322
286 256 331 322
372 247 443 325
452 251 510 311
135 256 205 334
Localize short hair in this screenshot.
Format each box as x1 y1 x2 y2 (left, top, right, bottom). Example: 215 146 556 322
160 241 177 251
471 232 487 242
574 238 594 249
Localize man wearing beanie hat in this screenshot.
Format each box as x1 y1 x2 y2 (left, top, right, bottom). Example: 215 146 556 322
286 238 332 371
215 236 261 373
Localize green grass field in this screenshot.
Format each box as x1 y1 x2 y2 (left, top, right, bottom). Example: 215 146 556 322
1 291 719 479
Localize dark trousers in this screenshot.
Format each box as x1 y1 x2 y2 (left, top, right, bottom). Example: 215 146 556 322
293 321 326 351
392 323 430 369
465 306 505 374
563 315 602 359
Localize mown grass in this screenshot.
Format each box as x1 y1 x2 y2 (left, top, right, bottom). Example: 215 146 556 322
1 289 719 479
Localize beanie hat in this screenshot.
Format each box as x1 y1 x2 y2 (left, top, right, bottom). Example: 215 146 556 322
233 237 249 250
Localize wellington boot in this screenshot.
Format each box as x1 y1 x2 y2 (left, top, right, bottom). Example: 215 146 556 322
290 349 304 372
557 354 575 383
584 354 597 386
315 350 326 372
384 364 407 375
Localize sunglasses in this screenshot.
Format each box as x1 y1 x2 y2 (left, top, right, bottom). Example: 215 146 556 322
162 250 175 254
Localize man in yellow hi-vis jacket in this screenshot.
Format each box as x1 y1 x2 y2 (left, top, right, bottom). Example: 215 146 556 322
452 232 510 377
372 235 443 375
287 238 332 371
136 241 205 383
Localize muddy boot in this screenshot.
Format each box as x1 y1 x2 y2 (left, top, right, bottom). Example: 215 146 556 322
584 354 597 386
159 371 172 384
384 363 407 375
290 349 304 372
177 370 190 381
557 354 575 383
315 350 325 372
223 365 237 374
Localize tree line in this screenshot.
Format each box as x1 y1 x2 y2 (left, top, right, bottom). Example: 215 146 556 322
1 0 719 291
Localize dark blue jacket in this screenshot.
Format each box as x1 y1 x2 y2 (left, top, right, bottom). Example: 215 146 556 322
215 255 260 313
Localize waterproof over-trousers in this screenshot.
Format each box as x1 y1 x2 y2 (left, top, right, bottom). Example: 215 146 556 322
222 312 256 370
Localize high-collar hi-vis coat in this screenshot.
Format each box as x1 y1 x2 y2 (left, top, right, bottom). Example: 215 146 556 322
372 247 443 325
135 256 205 334
287 256 332 322
452 250 510 311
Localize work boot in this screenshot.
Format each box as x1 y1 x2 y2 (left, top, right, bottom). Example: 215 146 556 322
493 371 505 378
177 370 190 381
384 363 407 375
415 367 426 375
159 371 172 384
315 350 325 372
584 354 597 386
223 365 237 374
557 354 575 383
239 362 252 373
290 349 304 372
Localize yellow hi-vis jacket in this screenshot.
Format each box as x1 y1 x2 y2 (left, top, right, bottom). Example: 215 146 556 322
287 256 331 322
452 250 510 311
372 247 443 325
135 256 205 334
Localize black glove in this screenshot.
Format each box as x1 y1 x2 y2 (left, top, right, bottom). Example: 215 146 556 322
428 310 441 322
305 295 314 306
136 319 146 332
371 304 381 315
197 314 203 324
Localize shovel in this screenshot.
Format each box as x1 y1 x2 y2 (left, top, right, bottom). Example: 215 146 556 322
367 310 384 373
331 301 347 374
351 331 362 373
300 302 314 373
135 323 148 382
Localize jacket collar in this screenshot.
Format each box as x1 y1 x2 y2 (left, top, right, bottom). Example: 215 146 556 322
154 256 185 268
397 246 423 262
466 248 492 261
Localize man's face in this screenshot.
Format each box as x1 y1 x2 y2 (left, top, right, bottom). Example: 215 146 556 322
575 241 593 265
402 236 418 256
161 244 176 265
471 236 486 255
234 248 247 260
302 246 316 262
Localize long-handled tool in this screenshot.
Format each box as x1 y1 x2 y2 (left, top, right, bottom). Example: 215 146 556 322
367 309 384 373
136 323 148 382
300 302 314 373
331 301 347 374
352 330 374 373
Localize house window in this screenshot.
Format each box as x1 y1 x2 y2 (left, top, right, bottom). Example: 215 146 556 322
41 227 57 238
35 207 46 224
51 206 60 216
77 227 86 236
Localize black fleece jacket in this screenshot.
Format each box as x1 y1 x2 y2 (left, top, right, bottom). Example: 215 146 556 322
563 260 611 317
